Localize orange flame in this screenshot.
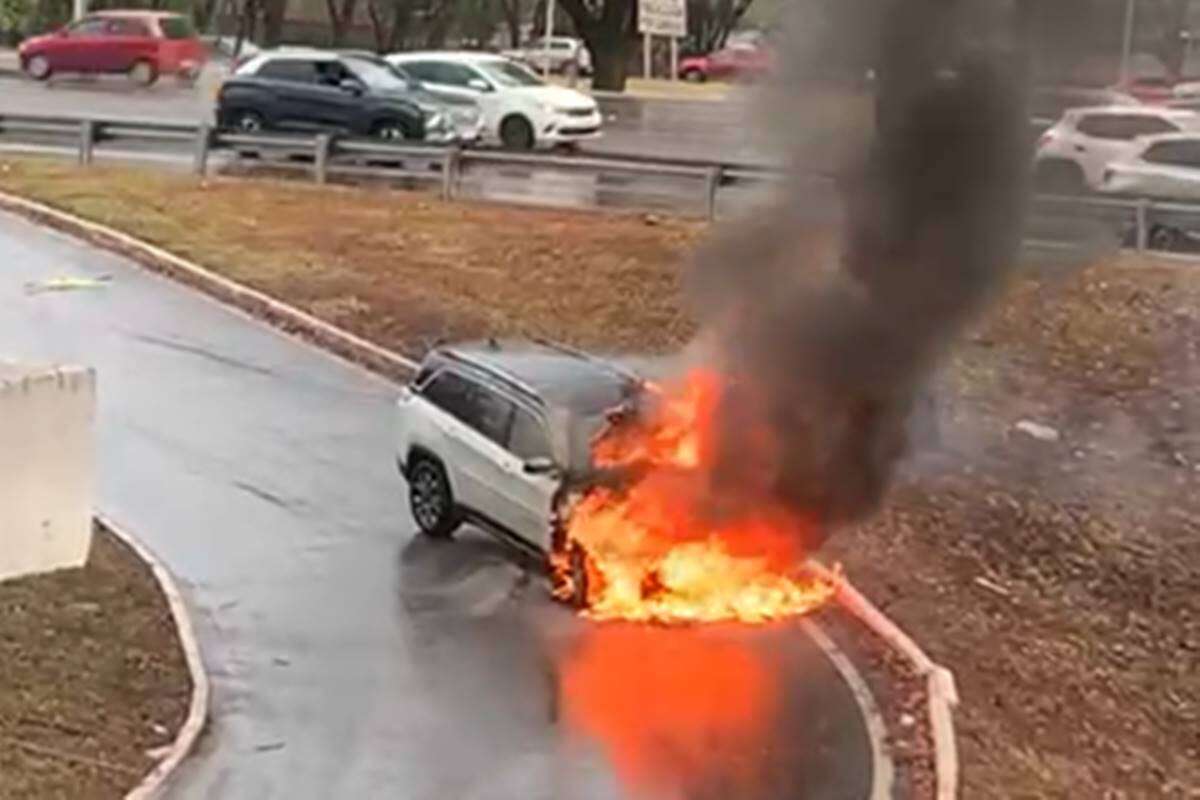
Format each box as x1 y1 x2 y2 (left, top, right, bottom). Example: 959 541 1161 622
554 369 836 624
560 625 777 798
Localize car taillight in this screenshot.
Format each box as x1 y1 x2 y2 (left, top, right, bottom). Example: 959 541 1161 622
1038 132 1053 150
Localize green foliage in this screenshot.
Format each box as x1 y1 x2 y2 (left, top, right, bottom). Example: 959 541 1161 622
0 0 32 35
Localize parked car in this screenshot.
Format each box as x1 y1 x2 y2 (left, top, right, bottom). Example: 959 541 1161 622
339 51 484 144
1034 105 1200 192
394 340 643 566
1029 86 1137 122
387 51 602 150
678 44 772 83
501 36 592 76
1100 133 1200 200
18 10 206 86
218 50 460 143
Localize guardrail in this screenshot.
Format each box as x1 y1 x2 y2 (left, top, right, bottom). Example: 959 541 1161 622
1 111 1198 253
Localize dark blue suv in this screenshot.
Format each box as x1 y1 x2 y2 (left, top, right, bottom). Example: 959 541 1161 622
216 50 459 143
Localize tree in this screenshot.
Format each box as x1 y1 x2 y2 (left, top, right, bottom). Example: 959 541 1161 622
686 0 755 53
323 0 358 46
558 0 635 91
1 0 31 43
499 0 521 46
365 0 415 51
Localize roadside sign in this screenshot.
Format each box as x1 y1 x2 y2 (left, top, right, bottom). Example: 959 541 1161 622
639 0 687 38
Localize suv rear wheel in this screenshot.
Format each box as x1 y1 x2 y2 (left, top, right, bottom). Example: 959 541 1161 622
408 455 460 538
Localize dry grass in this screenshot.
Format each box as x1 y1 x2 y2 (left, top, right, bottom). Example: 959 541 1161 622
1 158 1197 798
0 158 702 357
0 525 192 800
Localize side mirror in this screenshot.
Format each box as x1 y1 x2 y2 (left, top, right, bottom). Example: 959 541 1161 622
338 78 364 95
467 78 491 93
523 456 558 476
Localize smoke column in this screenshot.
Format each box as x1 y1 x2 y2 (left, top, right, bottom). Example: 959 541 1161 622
690 0 1032 541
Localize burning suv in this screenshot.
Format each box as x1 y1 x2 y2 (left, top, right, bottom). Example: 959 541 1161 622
393 339 643 581
394 340 835 622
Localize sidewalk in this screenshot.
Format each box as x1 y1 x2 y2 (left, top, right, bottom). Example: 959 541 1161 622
549 74 732 103
0 48 19 76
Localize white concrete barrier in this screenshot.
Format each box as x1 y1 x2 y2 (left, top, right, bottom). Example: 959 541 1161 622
0 363 96 582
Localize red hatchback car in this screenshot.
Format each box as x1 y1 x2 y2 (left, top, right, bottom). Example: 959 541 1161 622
18 11 205 86
678 44 773 83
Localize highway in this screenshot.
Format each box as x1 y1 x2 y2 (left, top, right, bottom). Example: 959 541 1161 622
0 209 885 798
0 70 767 163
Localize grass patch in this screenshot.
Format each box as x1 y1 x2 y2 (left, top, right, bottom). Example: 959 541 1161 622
0 525 192 800
2 157 1197 797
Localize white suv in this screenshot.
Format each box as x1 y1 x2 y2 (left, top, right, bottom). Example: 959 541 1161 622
386 51 602 150
1035 105 1200 192
394 340 642 554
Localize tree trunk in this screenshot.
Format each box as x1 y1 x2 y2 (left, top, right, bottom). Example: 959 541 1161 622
501 0 521 47
261 0 285 46
560 0 635 92
325 0 357 47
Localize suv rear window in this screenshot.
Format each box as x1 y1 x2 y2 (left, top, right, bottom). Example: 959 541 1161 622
1076 114 1179 140
159 16 195 40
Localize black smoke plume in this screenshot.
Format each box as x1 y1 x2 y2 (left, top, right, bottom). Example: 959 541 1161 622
691 0 1032 542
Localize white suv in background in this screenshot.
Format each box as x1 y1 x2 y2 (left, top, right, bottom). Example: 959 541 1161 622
386 51 602 150
394 340 642 553
1035 105 1200 192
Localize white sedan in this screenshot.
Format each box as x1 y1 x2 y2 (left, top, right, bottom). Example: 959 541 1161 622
386 51 602 150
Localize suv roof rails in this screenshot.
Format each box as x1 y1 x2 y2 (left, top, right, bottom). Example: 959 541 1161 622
438 348 547 407
529 336 643 385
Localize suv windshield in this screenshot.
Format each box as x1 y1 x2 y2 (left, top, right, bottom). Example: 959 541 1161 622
346 58 413 92
159 16 195 40
478 59 544 88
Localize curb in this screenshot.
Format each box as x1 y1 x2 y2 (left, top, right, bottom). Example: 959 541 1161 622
1 191 957 797
811 562 960 800
97 513 210 800
0 191 419 381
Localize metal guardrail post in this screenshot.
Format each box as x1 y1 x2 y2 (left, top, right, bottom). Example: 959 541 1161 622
314 134 333 185
441 147 461 201
78 120 95 166
704 166 722 221
193 122 213 177
1135 199 1149 251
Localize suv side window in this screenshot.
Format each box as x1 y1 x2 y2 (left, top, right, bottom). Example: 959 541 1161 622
422 370 475 421
1144 140 1200 167
469 385 515 445
509 406 553 461
258 59 318 83
422 371 515 445
1077 114 1179 140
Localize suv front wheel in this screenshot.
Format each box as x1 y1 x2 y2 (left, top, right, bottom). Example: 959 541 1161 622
407 455 460 538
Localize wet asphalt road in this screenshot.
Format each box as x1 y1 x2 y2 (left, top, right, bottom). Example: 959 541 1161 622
0 70 763 164
0 211 877 799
